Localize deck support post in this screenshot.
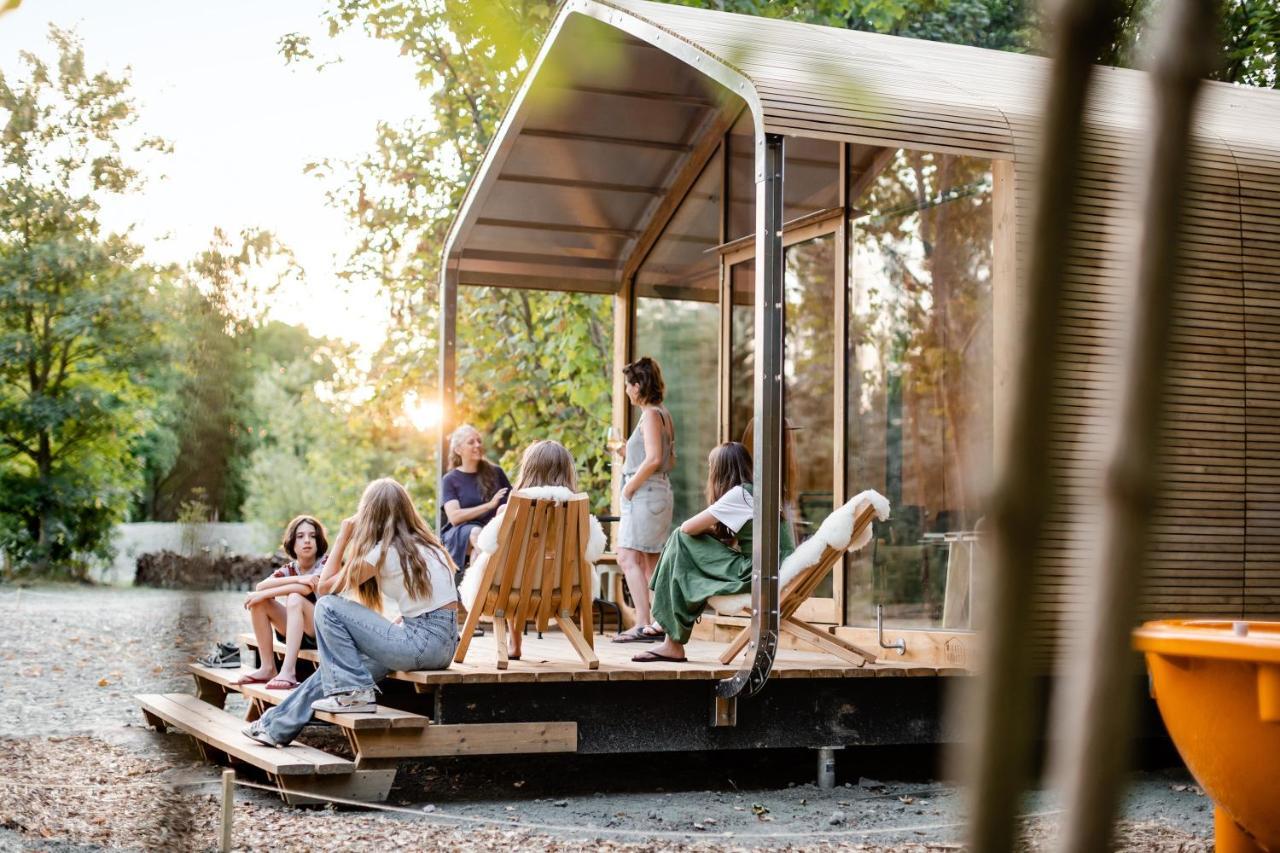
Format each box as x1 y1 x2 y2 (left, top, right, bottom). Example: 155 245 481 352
817 746 840 790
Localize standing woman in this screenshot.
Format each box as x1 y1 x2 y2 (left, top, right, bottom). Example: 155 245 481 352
440 425 512 576
611 356 677 643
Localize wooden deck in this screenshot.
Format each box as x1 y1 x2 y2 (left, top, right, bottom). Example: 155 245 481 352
238 628 962 683
137 627 967 804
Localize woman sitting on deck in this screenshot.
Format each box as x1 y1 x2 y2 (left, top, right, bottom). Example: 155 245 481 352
440 424 512 576
635 442 794 664
458 439 606 660
235 515 329 690
243 478 459 747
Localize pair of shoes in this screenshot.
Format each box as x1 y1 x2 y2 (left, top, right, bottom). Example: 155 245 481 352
312 687 377 714
632 649 688 663
242 719 283 748
611 625 660 644
196 641 241 669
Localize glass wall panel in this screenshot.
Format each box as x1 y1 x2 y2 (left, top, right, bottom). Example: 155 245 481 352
726 113 754 242
844 149 994 631
636 150 722 527
728 261 755 443
637 148 721 298
784 235 837 595
727 234 837 586
727 127 840 243
784 138 839 222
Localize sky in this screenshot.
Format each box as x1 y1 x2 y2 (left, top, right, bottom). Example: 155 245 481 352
0 0 431 355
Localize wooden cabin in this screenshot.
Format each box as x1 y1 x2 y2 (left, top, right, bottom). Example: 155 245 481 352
139 0 1280 804
439 0 1280 667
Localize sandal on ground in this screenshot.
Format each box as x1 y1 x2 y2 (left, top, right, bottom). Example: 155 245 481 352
631 650 688 663
265 676 299 690
234 672 275 686
640 624 666 640
611 625 658 644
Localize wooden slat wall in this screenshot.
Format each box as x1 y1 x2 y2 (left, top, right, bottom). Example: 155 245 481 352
600 0 1280 658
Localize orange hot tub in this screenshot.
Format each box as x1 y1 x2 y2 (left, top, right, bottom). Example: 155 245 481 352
1133 619 1280 853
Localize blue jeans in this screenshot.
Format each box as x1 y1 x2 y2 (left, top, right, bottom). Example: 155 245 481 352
259 596 458 744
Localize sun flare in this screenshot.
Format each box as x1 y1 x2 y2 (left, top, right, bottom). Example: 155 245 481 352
403 394 442 432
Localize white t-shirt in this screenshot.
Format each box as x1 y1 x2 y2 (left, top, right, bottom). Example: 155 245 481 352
360 541 457 619
708 485 754 534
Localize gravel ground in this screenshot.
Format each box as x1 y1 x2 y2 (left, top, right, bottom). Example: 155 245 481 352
0 585 1213 851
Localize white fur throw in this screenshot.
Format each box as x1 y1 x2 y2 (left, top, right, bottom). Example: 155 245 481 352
460 485 605 611
706 489 890 616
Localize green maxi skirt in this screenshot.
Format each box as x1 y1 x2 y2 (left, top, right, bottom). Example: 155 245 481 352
649 518 794 644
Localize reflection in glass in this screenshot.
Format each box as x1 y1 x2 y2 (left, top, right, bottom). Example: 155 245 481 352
634 298 718 527
636 149 723 526
784 236 836 598
637 148 721 299
728 236 837 602
845 149 994 630
727 122 839 243
728 261 755 444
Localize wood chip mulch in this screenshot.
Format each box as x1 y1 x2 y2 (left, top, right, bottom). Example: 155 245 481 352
0 736 1210 852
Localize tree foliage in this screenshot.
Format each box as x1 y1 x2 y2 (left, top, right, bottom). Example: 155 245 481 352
144 228 299 522
0 27 169 575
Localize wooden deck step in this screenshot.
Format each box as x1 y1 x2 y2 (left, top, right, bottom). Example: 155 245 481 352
189 663 429 730
137 693 354 776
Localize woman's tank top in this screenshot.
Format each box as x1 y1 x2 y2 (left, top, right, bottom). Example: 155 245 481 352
622 407 675 478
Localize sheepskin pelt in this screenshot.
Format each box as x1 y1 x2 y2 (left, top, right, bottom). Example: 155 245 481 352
707 489 891 616
460 485 605 611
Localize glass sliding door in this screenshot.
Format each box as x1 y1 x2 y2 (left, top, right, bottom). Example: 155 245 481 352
844 149 994 631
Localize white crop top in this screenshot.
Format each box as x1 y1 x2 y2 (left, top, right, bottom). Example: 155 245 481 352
360 541 457 618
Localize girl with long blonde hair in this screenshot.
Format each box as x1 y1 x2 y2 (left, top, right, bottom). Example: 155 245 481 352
459 440 606 660
244 478 459 747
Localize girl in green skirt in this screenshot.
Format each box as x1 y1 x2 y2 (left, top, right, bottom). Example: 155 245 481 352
635 442 794 663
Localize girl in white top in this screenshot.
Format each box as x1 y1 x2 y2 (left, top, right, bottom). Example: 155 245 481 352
244 478 459 746
459 440 606 660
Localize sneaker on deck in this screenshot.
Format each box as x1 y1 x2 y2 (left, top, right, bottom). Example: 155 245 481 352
242 720 282 748
311 688 376 714
196 642 241 669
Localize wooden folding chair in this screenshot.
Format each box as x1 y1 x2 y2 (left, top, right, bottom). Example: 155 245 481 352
719 500 881 667
454 493 598 670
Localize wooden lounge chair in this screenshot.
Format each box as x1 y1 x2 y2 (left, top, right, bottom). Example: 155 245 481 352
454 492 598 670
712 491 890 667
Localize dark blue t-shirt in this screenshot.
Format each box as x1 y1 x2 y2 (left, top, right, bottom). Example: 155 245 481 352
440 465 511 533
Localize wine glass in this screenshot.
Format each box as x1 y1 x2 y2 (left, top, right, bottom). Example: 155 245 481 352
605 426 624 456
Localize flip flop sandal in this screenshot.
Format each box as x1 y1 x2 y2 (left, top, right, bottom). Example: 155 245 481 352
234 673 275 686
265 677 299 690
611 626 653 643
640 625 666 640
631 650 688 663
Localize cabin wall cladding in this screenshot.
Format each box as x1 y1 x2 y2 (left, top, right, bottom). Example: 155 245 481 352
1239 140 1280 616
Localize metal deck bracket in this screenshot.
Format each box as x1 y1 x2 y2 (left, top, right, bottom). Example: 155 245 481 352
711 693 738 727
